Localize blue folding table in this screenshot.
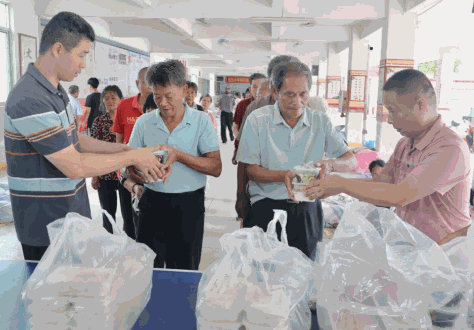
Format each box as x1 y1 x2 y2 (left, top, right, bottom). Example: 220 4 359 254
0 260 320 329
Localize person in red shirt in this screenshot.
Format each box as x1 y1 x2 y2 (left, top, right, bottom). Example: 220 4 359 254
231 72 266 165
112 66 151 239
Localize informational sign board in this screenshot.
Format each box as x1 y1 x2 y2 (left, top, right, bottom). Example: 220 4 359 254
327 78 341 99
377 59 414 121
226 76 250 84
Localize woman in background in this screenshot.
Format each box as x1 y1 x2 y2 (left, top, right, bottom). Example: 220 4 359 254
200 94 218 131
90 85 123 233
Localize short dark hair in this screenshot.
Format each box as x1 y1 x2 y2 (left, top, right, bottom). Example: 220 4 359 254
68 85 79 94
100 85 123 113
144 93 157 112
267 55 301 77
146 60 186 87
271 62 312 93
234 92 241 98
87 77 99 89
186 81 198 92
369 159 386 173
383 69 436 101
200 94 212 102
101 85 123 100
39 12 95 56
249 73 266 85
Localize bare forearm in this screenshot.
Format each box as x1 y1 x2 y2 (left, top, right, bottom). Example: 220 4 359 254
79 134 133 154
237 162 248 194
340 178 399 207
328 153 357 172
77 151 137 178
115 133 124 144
246 165 287 183
83 109 91 125
175 149 222 177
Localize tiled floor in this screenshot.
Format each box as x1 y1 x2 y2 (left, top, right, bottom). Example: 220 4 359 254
0 139 241 270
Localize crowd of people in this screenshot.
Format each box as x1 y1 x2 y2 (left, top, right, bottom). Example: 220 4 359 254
4 10 473 271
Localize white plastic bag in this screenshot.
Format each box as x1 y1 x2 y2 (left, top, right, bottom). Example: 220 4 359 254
0 181 13 223
316 202 467 330
196 210 314 330
21 210 156 330
321 203 344 228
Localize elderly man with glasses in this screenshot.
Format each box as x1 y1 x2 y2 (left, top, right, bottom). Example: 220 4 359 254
236 61 357 259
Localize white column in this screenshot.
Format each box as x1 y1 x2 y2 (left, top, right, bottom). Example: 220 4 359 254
345 28 369 146
326 45 343 119
375 0 417 155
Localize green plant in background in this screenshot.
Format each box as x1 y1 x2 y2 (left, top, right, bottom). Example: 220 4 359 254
418 61 437 74
454 59 461 73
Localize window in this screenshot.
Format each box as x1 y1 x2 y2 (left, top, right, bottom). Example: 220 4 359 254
0 1 10 103
0 3 8 29
0 32 9 102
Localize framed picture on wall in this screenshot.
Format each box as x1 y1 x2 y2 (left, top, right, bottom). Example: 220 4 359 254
19 34 37 76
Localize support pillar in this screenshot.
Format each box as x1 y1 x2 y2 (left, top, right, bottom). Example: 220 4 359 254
375 0 417 155
326 45 343 119
344 28 369 147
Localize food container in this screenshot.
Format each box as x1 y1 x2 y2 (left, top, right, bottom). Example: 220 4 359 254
136 149 168 182
292 165 321 202
152 149 167 164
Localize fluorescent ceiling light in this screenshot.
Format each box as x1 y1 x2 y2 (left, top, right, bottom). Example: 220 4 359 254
250 17 315 23
129 0 152 8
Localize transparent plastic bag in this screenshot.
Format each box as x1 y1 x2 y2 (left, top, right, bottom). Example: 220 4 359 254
316 202 467 330
21 210 156 330
439 226 474 329
322 202 344 228
196 210 314 330
0 181 13 223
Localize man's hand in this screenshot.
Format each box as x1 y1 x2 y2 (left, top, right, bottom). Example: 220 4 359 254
133 146 166 182
158 146 179 184
235 191 250 220
232 148 238 165
313 160 334 179
82 121 87 130
91 176 100 190
284 170 298 202
304 174 343 200
133 184 144 199
127 166 147 185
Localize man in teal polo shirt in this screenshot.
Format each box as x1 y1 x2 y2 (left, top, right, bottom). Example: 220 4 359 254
236 61 357 259
127 59 222 270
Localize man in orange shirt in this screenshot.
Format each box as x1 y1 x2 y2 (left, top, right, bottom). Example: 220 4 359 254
112 67 151 239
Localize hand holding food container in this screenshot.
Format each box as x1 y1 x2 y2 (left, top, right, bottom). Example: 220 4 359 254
132 146 167 182
136 148 168 182
291 164 322 202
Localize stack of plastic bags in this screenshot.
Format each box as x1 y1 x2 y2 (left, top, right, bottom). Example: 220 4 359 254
196 210 314 330
0 181 13 223
21 210 156 330
314 202 472 329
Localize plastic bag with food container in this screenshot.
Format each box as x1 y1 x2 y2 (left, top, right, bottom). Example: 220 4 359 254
196 210 314 330
315 202 471 330
21 210 156 330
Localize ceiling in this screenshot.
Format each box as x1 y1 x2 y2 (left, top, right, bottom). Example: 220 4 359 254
33 0 438 76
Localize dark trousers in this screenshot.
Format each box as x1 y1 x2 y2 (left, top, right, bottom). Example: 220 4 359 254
118 183 137 240
21 244 48 261
97 179 120 234
245 198 324 260
470 189 474 206
220 112 234 143
136 187 205 270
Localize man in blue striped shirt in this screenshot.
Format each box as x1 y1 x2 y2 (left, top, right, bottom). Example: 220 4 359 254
5 12 164 261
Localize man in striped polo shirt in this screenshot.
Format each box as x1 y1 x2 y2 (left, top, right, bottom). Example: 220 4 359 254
4 12 165 261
